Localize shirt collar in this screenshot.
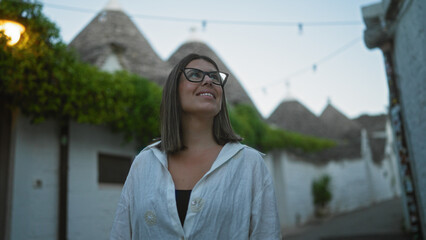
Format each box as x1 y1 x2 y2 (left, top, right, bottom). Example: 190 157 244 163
148 142 168 168
208 142 244 173
148 141 245 172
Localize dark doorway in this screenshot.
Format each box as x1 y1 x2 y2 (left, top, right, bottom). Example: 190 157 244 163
0 102 13 240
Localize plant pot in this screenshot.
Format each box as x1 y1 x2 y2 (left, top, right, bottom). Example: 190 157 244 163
314 205 330 218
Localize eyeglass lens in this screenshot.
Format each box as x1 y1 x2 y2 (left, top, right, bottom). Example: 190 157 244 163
184 68 226 85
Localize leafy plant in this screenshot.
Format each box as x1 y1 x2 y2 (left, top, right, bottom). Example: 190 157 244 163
229 104 335 152
312 175 332 208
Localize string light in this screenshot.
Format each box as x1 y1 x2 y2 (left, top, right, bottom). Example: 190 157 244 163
202 20 207 32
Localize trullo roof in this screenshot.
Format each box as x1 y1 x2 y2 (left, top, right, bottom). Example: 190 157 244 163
68 3 168 85
267 100 329 138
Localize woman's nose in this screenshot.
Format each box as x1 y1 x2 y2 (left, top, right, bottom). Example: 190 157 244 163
202 75 213 85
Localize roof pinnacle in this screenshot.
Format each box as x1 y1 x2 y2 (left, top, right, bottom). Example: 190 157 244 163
186 26 203 43
283 80 295 101
103 0 122 11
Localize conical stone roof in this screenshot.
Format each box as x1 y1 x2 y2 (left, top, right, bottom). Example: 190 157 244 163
267 100 329 138
167 41 256 108
320 104 362 139
69 7 168 85
268 100 364 162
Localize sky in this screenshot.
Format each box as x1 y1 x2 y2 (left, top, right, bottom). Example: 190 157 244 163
39 0 387 119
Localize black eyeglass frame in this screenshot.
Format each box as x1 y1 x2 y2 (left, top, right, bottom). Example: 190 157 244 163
181 68 229 87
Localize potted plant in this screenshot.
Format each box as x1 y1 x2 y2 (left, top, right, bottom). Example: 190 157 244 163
312 174 332 217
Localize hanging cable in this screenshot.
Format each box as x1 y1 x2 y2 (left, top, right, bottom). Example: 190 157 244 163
42 2 98 14
39 2 363 27
262 36 362 91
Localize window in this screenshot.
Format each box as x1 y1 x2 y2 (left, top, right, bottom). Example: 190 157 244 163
98 153 132 184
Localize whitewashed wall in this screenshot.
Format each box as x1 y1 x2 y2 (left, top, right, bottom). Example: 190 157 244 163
68 122 138 240
10 116 59 240
10 114 401 237
9 116 138 240
364 124 401 203
265 129 401 228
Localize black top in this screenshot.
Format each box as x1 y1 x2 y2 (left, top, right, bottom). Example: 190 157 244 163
175 190 192 226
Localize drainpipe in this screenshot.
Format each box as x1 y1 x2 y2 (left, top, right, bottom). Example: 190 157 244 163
58 120 69 240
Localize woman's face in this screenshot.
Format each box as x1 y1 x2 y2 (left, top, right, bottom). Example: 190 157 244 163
178 59 223 118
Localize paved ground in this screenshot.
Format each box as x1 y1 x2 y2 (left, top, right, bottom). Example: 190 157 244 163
282 198 412 240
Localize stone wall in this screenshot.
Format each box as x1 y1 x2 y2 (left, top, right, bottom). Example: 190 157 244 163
393 0 426 234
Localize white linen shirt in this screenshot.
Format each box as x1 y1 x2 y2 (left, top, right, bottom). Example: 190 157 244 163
110 142 281 240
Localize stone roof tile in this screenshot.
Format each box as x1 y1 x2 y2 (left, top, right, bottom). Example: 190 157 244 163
69 9 169 85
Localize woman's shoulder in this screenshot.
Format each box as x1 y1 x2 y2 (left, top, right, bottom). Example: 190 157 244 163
242 144 265 156
228 143 273 184
238 143 265 160
225 142 265 165
133 141 163 164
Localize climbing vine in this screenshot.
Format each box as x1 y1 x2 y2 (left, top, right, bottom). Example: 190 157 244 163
0 0 162 146
230 104 335 152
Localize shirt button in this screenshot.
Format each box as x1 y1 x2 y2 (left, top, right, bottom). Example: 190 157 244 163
190 197 204 212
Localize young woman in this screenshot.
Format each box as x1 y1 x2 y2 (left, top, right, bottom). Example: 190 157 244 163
110 54 281 239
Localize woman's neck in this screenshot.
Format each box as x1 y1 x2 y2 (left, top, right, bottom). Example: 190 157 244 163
181 113 217 151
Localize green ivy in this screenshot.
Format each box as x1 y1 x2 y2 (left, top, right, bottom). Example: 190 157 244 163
1 0 162 147
230 104 335 152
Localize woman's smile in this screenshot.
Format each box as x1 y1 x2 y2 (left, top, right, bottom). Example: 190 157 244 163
196 90 216 99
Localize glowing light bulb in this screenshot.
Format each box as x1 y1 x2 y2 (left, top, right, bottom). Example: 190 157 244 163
0 20 25 46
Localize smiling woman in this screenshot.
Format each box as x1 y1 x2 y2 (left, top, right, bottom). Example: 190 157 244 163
178 59 224 119
110 53 282 239
159 54 242 153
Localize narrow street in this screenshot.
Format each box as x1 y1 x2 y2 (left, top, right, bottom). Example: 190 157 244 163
282 198 412 240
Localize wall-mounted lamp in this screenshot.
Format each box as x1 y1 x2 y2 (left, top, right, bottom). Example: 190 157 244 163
0 20 25 46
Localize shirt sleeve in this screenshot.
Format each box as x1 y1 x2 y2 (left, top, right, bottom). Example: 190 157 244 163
249 170 282 239
110 173 133 239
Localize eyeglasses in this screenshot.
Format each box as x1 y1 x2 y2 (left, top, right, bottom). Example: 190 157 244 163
181 68 229 86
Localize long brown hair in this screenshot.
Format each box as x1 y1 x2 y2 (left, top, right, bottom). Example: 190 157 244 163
159 53 241 153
